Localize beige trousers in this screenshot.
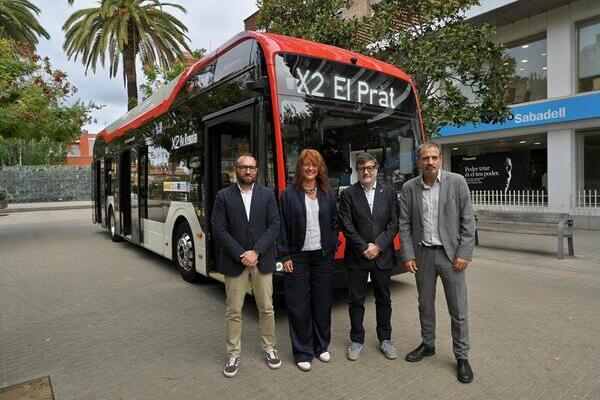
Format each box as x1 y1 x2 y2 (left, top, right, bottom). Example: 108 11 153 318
224 267 276 356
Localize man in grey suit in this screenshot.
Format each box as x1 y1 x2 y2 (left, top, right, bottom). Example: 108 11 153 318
399 141 476 383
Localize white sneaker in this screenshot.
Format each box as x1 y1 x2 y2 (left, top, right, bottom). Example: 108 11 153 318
296 361 311 371
318 351 331 362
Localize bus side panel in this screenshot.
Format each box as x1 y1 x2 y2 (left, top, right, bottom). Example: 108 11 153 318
163 201 207 276
140 218 165 256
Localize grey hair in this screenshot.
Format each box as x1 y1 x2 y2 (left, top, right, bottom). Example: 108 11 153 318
416 141 442 158
235 153 256 167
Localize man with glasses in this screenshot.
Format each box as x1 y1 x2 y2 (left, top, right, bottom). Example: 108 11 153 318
211 153 281 378
338 152 400 361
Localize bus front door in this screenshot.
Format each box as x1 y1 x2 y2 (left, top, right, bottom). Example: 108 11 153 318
204 104 254 271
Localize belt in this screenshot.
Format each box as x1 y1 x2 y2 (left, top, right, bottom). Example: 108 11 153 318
421 244 444 250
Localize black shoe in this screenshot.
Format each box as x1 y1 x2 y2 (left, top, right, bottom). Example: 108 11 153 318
457 359 473 383
405 343 435 362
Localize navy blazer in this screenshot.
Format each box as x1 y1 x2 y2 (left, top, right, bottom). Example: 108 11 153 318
278 186 339 262
338 182 399 270
211 184 280 276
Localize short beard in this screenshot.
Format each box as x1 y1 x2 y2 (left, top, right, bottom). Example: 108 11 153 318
237 175 254 186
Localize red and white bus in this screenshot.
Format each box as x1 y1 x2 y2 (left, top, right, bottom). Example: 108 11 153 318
91 31 425 290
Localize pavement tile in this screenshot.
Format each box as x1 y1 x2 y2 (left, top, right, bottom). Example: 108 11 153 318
1 209 600 399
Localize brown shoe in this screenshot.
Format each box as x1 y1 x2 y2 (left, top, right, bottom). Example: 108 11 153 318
265 347 281 369
223 356 240 378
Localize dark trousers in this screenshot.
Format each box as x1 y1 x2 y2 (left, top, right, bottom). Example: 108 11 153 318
347 266 392 344
284 250 333 363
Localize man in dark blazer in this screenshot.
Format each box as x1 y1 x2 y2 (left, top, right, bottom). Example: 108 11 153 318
339 152 399 361
211 153 281 378
399 141 476 384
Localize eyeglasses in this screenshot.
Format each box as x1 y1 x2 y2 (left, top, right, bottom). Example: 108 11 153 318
237 165 257 171
357 165 377 173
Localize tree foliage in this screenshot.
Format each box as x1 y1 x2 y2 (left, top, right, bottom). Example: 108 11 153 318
0 0 49 51
258 0 513 137
0 38 96 145
257 0 365 52
0 136 68 166
63 0 192 110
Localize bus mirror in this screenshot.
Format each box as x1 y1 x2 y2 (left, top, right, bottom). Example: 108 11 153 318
245 76 267 93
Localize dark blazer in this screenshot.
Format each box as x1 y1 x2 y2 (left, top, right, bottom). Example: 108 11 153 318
339 182 399 270
211 183 280 276
278 186 339 262
398 170 475 263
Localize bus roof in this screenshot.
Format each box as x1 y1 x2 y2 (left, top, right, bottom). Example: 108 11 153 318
98 31 414 143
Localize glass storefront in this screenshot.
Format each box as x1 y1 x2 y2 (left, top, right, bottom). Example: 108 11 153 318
583 132 600 190
504 36 547 104
450 136 547 192
578 18 600 92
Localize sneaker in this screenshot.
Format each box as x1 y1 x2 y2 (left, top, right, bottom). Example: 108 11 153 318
379 340 399 360
223 356 240 378
346 342 363 361
318 351 331 362
296 361 311 371
265 347 282 369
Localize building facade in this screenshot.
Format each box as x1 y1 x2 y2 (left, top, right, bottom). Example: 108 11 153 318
436 0 600 228
67 131 97 166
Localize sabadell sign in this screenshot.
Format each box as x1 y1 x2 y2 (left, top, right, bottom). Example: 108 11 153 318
438 92 600 136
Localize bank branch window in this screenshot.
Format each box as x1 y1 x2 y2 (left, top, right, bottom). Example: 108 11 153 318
584 133 600 190
578 18 600 92
505 36 547 104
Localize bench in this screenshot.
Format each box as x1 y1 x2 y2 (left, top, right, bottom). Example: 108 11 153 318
474 210 574 259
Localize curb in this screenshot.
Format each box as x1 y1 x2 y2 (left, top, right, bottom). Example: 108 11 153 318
1 205 92 214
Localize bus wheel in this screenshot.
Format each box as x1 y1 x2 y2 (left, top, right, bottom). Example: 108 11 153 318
108 208 122 242
175 223 201 283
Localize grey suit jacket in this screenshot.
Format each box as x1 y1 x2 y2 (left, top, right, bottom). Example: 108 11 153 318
399 170 475 263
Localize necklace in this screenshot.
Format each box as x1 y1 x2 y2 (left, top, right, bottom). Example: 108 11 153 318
303 186 316 195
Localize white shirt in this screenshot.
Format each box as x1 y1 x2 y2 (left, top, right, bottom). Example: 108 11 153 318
238 183 253 221
302 195 321 251
362 181 377 213
421 170 442 246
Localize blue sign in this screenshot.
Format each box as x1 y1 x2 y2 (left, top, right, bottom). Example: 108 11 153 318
438 91 600 136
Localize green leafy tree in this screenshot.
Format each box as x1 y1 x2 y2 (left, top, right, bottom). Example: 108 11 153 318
257 0 365 52
140 48 206 100
0 38 95 143
0 0 49 50
0 136 68 165
258 0 513 137
63 0 192 110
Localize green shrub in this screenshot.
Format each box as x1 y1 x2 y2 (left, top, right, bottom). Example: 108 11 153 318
0 187 7 200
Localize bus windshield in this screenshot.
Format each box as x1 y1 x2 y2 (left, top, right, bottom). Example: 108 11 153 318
275 53 421 194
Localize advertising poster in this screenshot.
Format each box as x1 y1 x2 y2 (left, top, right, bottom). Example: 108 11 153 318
452 152 529 192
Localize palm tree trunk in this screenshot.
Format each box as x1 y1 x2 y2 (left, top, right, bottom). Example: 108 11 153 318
124 27 138 110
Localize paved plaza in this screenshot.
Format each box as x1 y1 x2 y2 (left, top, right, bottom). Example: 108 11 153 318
1 209 599 399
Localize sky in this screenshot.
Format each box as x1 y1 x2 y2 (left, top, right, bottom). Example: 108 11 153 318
32 0 258 133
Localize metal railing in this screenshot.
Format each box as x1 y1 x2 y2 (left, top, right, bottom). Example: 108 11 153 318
574 189 600 215
470 190 548 211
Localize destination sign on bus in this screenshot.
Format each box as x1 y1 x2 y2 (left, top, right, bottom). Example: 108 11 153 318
276 54 411 110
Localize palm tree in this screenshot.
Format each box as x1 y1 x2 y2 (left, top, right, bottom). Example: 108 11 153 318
0 0 50 50
63 0 191 110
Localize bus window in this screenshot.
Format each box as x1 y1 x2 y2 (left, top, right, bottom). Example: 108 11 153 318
276 53 420 195
214 39 254 82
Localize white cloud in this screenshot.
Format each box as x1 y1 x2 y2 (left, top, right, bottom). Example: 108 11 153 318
33 0 258 133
